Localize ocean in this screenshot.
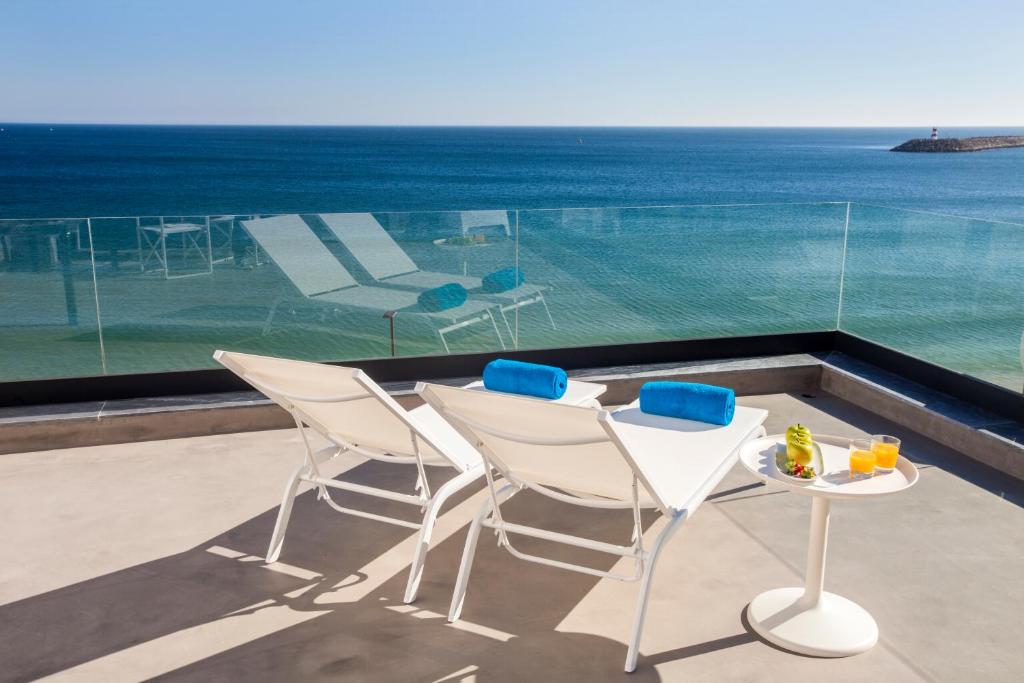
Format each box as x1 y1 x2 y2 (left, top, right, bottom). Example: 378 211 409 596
2 125 1023 220
0 125 1021 389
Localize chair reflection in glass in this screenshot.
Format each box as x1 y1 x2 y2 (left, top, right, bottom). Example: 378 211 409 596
136 216 213 278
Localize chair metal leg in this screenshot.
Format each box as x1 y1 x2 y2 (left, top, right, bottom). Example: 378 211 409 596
403 466 485 604
449 482 517 622
438 328 452 354
135 219 144 272
262 296 284 335
266 463 306 563
204 217 214 273
624 513 685 672
488 311 507 350
160 227 169 279
539 293 557 330
497 306 515 346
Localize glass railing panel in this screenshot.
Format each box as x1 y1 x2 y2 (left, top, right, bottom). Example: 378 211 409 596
0 218 103 381
8 202 1017 390
88 211 514 376
841 205 1024 392
514 203 849 350
314 209 517 357
88 215 238 376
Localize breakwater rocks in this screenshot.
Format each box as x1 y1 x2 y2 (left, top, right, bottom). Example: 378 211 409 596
891 136 1024 153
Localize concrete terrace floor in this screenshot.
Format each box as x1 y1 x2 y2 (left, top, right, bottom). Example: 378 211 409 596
1 392 1022 682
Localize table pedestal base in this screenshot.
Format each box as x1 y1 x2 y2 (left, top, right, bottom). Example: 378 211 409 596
747 587 878 657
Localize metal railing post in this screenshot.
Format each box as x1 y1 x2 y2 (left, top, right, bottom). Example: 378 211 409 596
384 311 397 357
835 201 852 330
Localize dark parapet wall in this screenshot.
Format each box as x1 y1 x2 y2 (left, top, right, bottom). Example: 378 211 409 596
891 136 1024 152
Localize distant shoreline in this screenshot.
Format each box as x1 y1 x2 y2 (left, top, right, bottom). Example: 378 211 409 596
891 136 1024 153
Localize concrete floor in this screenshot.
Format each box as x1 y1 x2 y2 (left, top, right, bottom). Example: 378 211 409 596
1 392 1022 682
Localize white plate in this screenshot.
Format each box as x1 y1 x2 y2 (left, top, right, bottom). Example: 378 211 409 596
774 441 823 485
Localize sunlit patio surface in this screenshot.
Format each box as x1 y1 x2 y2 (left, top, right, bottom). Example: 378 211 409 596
2 392 1021 682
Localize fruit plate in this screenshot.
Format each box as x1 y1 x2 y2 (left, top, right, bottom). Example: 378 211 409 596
774 442 824 484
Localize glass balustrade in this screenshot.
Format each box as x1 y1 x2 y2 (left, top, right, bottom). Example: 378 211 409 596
2 202 1020 394
841 204 1024 392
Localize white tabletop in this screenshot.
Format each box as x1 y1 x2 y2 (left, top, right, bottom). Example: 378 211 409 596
462 379 606 406
612 402 769 514
142 222 206 234
740 435 918 500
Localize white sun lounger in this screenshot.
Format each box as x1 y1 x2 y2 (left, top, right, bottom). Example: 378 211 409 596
416 382 768 672
241 215 505 353
318 212 555 341
215 350 607 603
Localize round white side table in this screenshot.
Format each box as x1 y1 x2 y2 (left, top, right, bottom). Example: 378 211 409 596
738 434 918 657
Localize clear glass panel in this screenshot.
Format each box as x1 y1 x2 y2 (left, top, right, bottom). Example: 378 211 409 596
317 210 517 357
514 203 849 350
0 218 103 381
88 211 514 375
5 202 1019 392
841 205 1024 392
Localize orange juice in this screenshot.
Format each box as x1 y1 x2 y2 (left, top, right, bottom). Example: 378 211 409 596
849 448 876 479
872 442 899 470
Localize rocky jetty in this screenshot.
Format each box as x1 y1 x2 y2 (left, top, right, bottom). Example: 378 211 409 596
891 136 1024 153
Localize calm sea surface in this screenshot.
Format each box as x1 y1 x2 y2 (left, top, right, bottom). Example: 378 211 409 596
1 125 1023 220
0 125 1021 388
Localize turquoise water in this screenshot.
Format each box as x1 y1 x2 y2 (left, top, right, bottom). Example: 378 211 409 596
0 126 1021 389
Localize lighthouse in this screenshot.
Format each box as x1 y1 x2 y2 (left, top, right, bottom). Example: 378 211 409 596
931 127 939 140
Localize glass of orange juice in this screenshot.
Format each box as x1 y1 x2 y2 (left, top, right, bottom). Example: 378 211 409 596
849 439 876 480
871 435 900 473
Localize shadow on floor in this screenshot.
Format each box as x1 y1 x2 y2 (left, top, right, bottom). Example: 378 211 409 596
0 463 765 682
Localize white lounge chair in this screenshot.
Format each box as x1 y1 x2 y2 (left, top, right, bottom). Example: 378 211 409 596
215 350 607 604
318 212 555 342
241 215 505 353
416 382 768 672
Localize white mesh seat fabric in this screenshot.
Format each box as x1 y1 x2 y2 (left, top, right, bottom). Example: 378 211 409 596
240 215 506 351
318 212 555 340
214 350 608 605
417 382 768 672
214 350 486 603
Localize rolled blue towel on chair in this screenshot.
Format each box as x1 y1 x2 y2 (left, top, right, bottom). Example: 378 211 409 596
483 359 567 400
639 381 735 425
481 267 525 293
418 283 468 312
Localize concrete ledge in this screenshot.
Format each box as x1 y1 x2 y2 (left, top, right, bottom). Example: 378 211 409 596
564 353 822 405
0 402 287 456
0 355 821 455
821 353 1024 480
3 351 1020 484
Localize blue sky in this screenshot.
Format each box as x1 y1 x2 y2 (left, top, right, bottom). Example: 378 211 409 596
2 0 1022 125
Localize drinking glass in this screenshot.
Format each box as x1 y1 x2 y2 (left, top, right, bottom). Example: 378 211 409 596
848 439 876 480
871 435 900 473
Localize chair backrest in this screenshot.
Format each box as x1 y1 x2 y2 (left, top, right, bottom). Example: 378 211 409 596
215 350 469 469
459 210 511 237
417 382 663 506
320 212 418 281
241 215 358 297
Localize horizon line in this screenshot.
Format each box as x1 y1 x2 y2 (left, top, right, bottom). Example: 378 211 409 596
2 121 1022 129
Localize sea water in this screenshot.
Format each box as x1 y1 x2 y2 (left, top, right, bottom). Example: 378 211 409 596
0 125 1021 388
1 125 1023 220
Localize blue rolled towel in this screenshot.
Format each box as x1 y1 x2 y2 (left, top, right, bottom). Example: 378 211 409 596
418 283 468 312
483 359 567 400
481 267 525 293
639 381 735 425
